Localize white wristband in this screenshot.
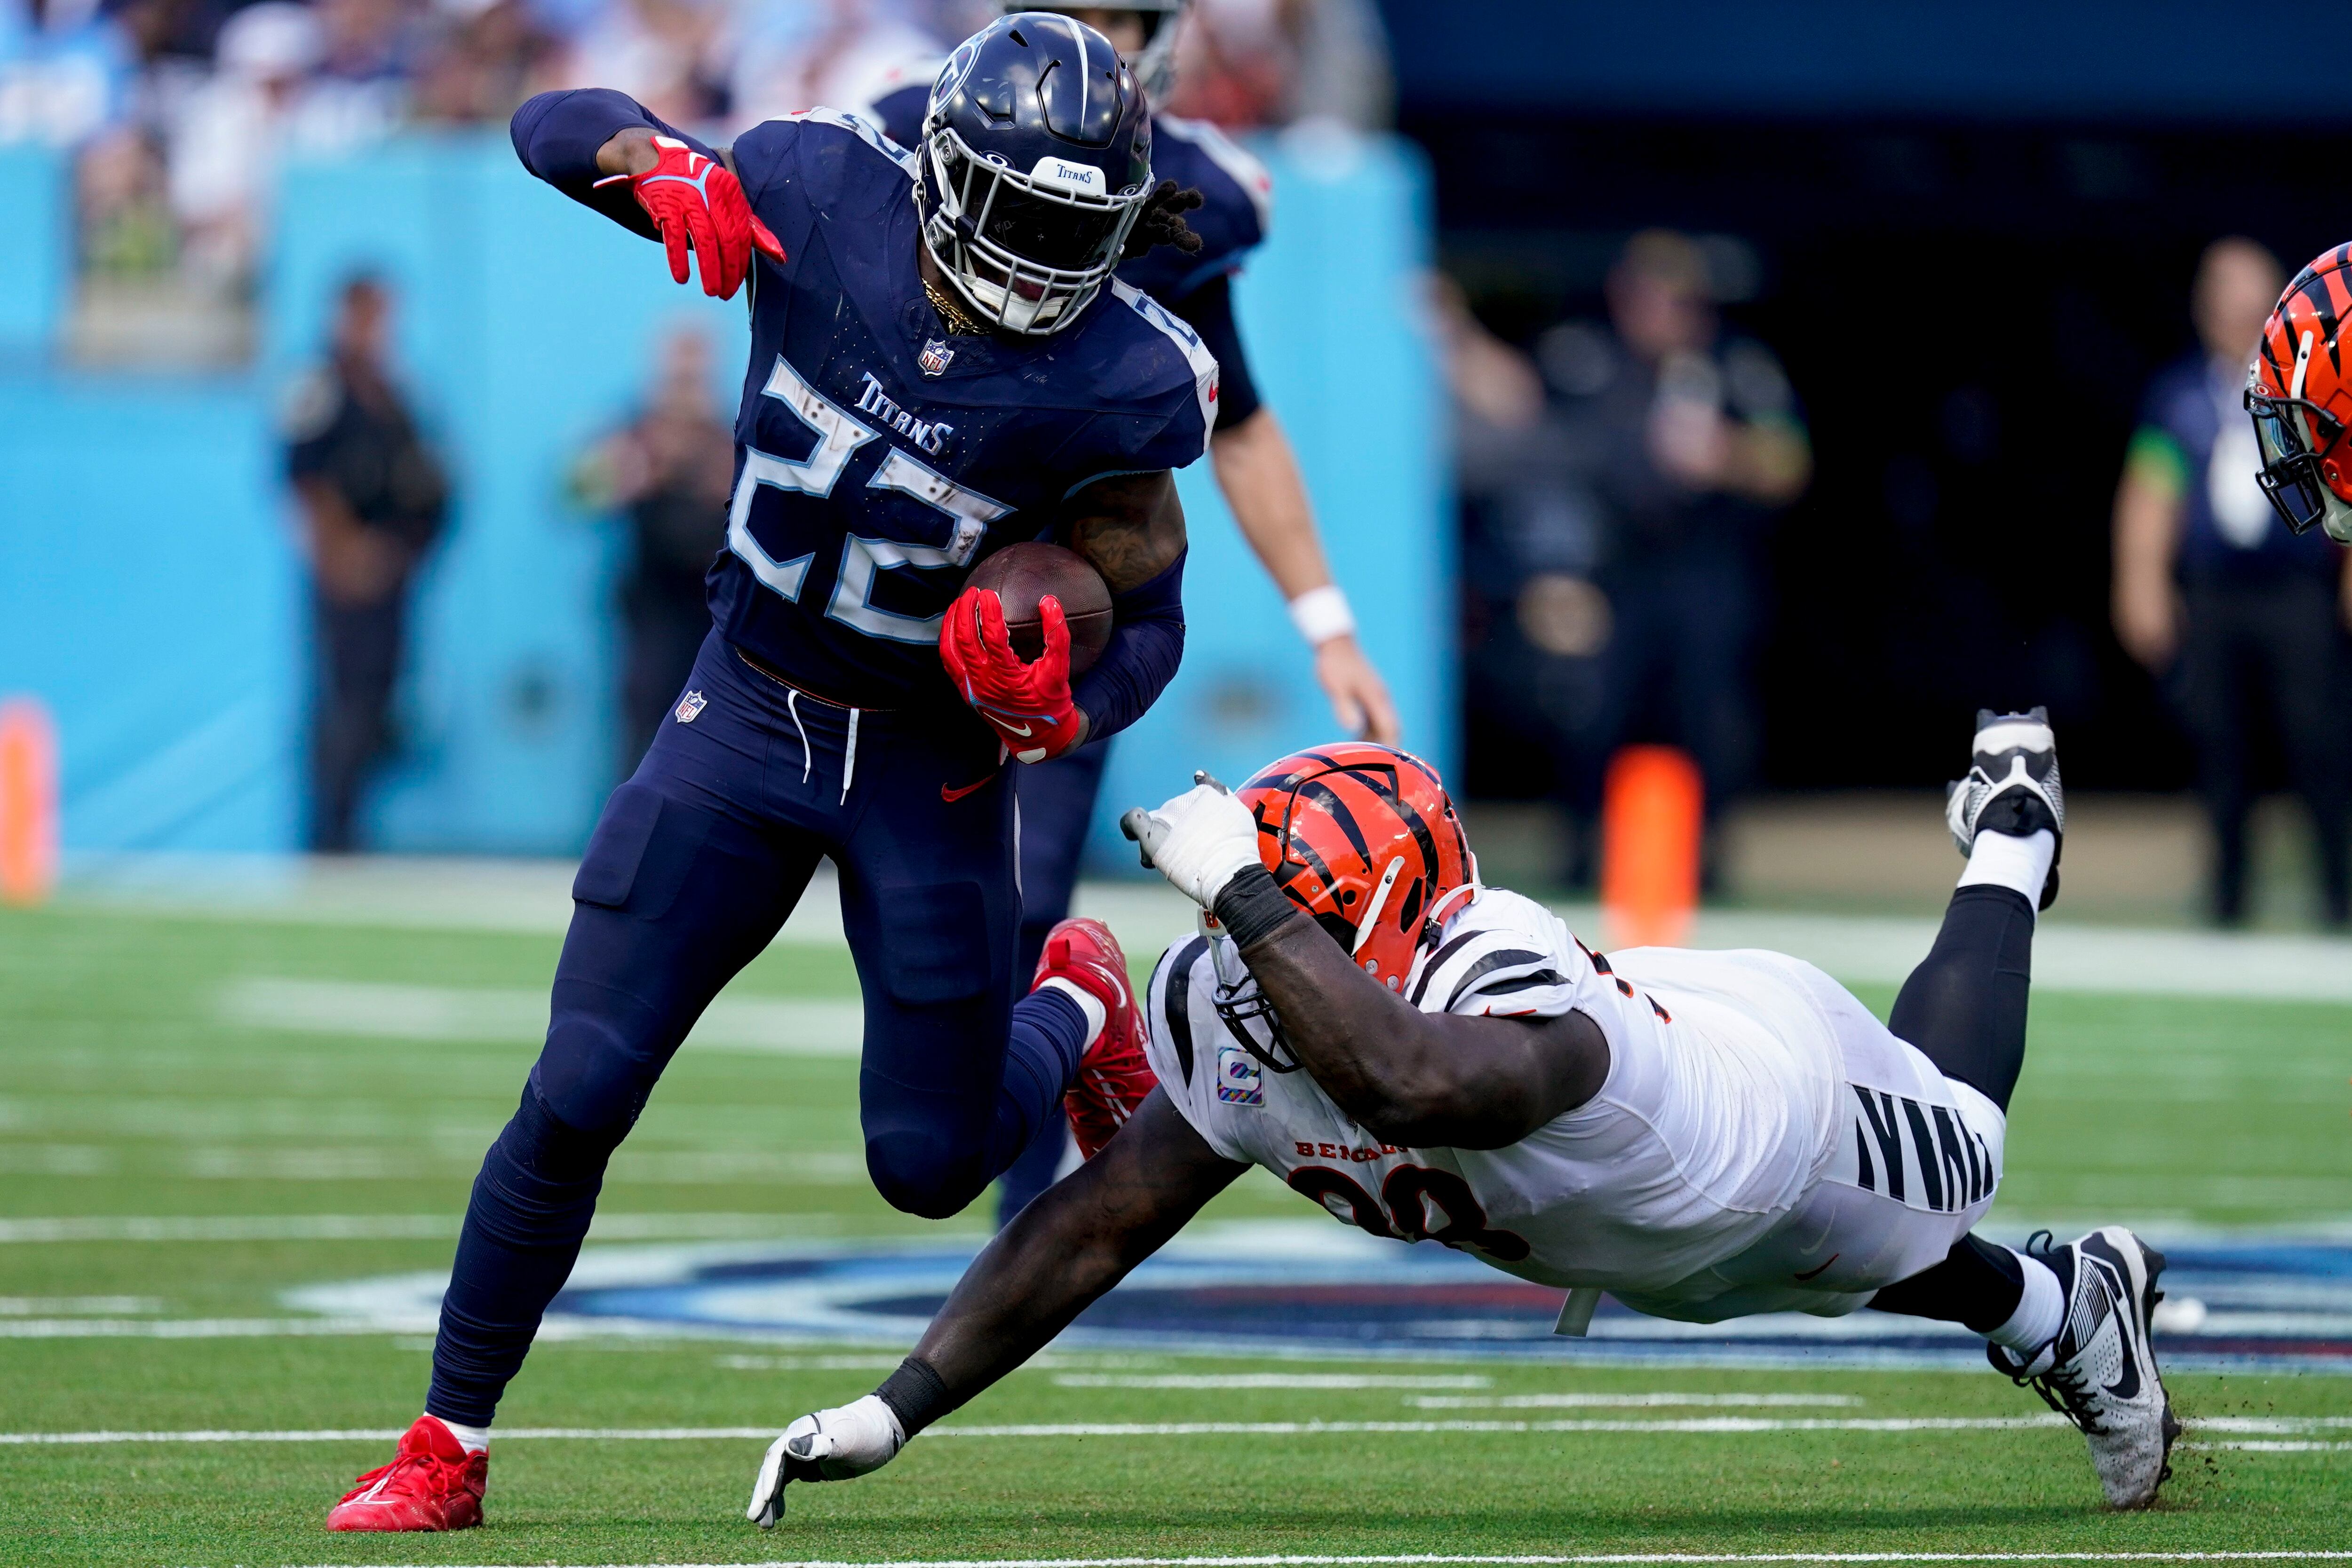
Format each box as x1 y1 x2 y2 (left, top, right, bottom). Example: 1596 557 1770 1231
1287 585 1355 647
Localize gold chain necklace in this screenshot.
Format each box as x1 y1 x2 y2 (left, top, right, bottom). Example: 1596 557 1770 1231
924 275 991 337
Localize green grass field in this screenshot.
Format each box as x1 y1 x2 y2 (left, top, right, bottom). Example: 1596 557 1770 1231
4 897 2351 1566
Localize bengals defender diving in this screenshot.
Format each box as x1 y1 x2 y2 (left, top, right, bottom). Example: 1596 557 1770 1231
747 713 2182 1520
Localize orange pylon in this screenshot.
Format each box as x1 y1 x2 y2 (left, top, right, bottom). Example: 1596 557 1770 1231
0 698 59 907
1600 744 1701 949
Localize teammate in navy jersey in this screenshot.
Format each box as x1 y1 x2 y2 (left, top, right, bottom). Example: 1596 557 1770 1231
869 0 1398 1222
327 15 1218 1532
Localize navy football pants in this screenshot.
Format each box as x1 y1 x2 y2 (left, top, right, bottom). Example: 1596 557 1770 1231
427 632 1090 1425
994 737 1113 1222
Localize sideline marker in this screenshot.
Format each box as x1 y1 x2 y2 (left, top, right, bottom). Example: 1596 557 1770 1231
0 697 59 907
1600 744 1700 949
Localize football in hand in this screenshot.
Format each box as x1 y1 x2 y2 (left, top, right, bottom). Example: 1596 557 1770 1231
962 542 1114 675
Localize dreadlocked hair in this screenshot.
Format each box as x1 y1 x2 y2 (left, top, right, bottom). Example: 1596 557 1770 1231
1124 180 1205 261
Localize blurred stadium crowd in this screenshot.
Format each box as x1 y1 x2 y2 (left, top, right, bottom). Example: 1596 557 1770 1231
1 0 1386 305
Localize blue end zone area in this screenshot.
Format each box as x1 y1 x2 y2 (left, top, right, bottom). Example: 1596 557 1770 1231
306 1223 2352 1373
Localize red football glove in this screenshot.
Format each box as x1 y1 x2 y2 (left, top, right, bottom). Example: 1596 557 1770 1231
940 588 1085 763
594 135 784 301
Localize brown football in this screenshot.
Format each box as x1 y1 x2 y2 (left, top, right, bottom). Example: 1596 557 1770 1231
963 542 1114 675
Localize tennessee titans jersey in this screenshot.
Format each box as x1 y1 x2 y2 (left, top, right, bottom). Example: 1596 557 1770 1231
713 109 1216 706
868 79 1271 304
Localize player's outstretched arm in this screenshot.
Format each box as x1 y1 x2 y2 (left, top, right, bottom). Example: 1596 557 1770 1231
1126 783 1608 1149
747 1090 1240 1526
510 89 781 298
914 1088 1242 1386
1227 902 1604 1148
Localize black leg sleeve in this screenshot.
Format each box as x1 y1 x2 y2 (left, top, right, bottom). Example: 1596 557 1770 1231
1868 1231 2025 1331
1887 883 2035 1111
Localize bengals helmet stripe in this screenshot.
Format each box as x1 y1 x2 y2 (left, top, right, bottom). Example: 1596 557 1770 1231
1292 750 1454 879
1236 742 1474 986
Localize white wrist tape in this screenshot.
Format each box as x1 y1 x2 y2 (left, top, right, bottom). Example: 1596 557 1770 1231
1287 585 1356 646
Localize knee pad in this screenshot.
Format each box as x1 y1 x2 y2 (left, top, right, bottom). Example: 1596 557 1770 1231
499 1085 629 1185
864 1131 989 1220
532 1006 665 1136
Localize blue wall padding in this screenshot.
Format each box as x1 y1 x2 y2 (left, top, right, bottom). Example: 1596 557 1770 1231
0 145 67 359
0 376 298 852
0 129 1445 860
267 138 753 853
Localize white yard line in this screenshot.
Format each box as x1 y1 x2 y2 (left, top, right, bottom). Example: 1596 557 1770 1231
0 1417 2072 1443
0 1295 161 1314
0 1318 417 1339
22 1415 2352 1446
1051 1374 1494 1390
216 977 866 1056
0 1213 842 1243
1406 1394 1861 1409
924 1419 2068 1436
278 1552 2352 1567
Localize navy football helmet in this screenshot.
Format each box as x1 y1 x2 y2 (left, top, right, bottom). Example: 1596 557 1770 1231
918 13 1153 335
993 0 1189 98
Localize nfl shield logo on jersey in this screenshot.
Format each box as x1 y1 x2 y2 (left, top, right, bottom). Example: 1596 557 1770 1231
1216 1042 1264 1107
673 690 707 724
918 337 955 377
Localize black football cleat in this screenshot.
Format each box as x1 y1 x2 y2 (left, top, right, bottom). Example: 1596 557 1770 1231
1987 1227 2179 1509
1946 706 2065 910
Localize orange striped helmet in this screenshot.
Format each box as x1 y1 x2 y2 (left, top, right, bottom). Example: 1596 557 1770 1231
2249 243 2352 541
1236 742 1476 990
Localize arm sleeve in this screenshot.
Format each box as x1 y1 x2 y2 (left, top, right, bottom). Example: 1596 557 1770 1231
509 88 713 243
1069 548 1184 743
1168 274 1261 431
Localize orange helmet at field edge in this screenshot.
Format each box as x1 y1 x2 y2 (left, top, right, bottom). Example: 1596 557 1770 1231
2248 242 2352 541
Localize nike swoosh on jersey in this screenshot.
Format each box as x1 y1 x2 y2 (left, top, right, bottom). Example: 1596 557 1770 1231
1792 1254 1841 1283
941 775 994 803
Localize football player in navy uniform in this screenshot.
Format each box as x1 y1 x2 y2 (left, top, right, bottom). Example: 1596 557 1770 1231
326 15 1220 1532
868 0 1399 1224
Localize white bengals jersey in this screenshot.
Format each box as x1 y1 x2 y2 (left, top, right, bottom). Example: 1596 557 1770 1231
1143 887 2009 1322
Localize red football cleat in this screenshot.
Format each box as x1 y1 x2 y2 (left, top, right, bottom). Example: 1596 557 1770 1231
326 1415 486 1532
1034 916 1157 1158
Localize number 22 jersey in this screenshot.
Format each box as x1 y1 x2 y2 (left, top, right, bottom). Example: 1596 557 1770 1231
513 93 1219 710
